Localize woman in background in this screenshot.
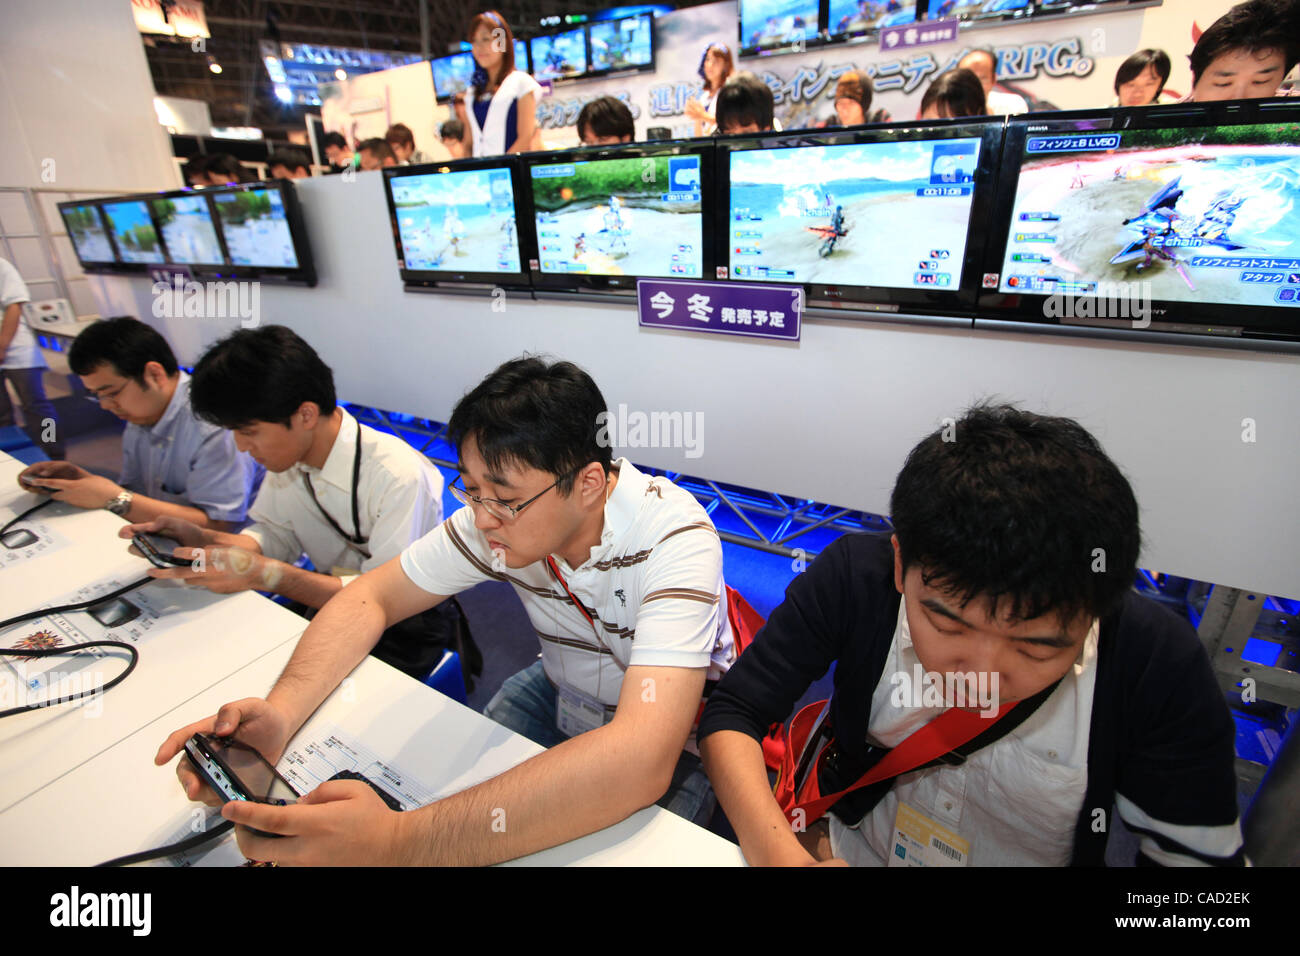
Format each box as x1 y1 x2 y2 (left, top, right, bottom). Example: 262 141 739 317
685 43 735 136
453 10 541 156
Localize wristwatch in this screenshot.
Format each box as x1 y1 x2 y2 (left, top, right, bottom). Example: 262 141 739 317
105 490 133 517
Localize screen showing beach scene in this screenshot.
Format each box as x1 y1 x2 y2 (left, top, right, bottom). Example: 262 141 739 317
391 167 521 274
729 137 982 289
532 154 702 278
102 200 164 264
213 188 298 268
61 205 114 263
152 195 224 265
998 123 1300 307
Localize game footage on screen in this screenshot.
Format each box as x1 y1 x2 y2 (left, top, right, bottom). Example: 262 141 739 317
103 201 164 264
743 0 818 49
213 188 298 268
829 1 917 34
62 206 113 263
729 137 981 289
998 124 1300 308
532 154 703 278
152 195 223 264
392 168 521 273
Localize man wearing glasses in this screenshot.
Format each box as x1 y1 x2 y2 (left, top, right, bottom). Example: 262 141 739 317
156 356 736 865
17 316 254 530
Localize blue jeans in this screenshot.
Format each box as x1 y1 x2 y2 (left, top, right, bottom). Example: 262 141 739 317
484 659 717 828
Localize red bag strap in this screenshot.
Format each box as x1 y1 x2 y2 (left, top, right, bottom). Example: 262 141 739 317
545 555 598 635
779 698 1018 824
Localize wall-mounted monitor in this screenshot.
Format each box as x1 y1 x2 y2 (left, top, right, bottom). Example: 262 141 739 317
588 13 655 74
101 199 166 265
979 101 1300 343
531 28 588 82
58 202 116 271
828 1 917 39
718 120 1005 315
383 157 529 290
207 181 316 284
925 0 1030 20
523 142 712 294
739 0 820 56
431 51 476 102
151 192 226 267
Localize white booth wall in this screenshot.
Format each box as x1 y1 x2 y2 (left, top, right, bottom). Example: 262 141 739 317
106 170 1300 600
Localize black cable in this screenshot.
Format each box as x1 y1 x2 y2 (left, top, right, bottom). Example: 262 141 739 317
0 575 152 632
95 819 235 867
0 641 139 717
0 496 54 538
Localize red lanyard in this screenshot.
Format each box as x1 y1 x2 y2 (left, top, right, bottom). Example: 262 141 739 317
545 556 598 635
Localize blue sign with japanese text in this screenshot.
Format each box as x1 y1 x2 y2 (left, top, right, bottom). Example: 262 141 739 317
637 278 802 342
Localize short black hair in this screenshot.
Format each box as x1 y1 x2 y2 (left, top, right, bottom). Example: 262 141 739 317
204 153 251 182
439 118 465 140
357 137 395 162
321 132 347 151
577 96 635 143
715 73 775 133
889 403 1141 626
447 356 612 496
1114 48 1172 96
920 68 988 118
69 316 178 382
184 155 210 184
1190 0 1300 84
190 325 337 429
267 148 311 175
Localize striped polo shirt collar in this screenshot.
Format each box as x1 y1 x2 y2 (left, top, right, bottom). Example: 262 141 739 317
562 458 646 573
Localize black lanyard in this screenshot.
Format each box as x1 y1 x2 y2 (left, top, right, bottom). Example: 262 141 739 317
302 426 370 561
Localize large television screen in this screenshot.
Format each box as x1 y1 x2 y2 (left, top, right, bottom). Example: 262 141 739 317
389 165 522 274
101 199 165 265
740 0 820 52
531 28 587 81
212 187 299 269
828 1 917 36
59 203 115 267
526 146 709 290
152 193 225 266
982 102 1300 341
432 51 476 101
926 0 1029 19
588 13 654 73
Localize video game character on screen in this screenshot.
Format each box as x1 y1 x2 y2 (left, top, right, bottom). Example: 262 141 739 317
532 154 703 278
393 167 521 274
999 123 1300 307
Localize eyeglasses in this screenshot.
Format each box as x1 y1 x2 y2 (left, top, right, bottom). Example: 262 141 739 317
91 379 137 405
449 465 582 523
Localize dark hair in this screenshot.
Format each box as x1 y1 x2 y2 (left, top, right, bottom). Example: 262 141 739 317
69 316 179 382
1190 0 1300 84
267 148 311 175
184 154 210 184
889 403 1141 626
468 10 517 94
715 73 775 133
204 153 251 183
447 356 612 496
439 118 465 140
577 96 635 143
958 48 997 73
385 123 415 149
834 69 874 119
321 132 347 151
357 137 395 162
697 42 735 93
920 68 988 118
1114 48 1172 97
190 325 337 429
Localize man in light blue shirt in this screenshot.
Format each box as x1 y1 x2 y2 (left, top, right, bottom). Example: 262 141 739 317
17 317 255 530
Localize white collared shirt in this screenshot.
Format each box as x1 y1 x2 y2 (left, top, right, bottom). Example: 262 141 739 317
0 258 44 370
829 601 1099 866
243 409 444 575
400 458 735 710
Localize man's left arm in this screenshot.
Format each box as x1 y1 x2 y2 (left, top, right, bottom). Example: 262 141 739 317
224 661 705 865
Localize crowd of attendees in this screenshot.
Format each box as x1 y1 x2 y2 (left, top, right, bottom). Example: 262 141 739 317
183 0 1299 186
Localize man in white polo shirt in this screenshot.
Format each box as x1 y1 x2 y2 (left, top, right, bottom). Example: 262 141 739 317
0 257 63 459
121 325 453 677
155 356 736 866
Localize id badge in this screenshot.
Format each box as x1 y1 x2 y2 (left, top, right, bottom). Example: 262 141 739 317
556 684 610 737
888 801 970 867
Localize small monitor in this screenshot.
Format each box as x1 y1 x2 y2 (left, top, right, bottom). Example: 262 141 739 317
101 199 165 265
721 121 1004 314
212 186 299 268
432 51 476 102
59 203 115 269
384 157 527 288
588 13 654 73
828 1 917 38
739 0 820 55
524 143 711 292
514 38 530 74
925 0 1029 20
152 192 225 266
531 28 588 82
